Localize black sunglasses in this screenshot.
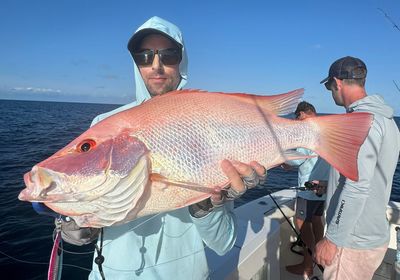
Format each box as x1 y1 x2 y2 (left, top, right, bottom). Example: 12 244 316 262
324 77 335 90
132 48 182 66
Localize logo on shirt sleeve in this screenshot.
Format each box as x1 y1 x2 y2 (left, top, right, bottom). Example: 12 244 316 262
335 199 346 225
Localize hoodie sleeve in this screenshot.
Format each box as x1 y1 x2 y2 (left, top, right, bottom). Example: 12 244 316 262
326 120 383 246
190 202 237 255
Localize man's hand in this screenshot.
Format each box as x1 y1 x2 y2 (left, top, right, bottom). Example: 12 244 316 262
314 238 338 267
311 180 327 196
212 159 266 203
60 217 100 245
189 160 267 218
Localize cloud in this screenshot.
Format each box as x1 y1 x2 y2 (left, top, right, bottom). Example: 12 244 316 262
12 87 62 94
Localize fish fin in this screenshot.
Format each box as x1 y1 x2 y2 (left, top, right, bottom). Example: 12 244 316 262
128 175 213 217
268 150 315 169
150 173 212 194
167 88 304 116
310 112 373 181
282 150 316 161
223 88 304 115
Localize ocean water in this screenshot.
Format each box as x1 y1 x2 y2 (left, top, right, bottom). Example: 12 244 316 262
0 99 399 280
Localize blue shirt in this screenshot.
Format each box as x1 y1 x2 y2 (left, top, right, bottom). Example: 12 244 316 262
89 206 236 279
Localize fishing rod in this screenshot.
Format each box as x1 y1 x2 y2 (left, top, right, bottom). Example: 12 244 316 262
266 190 324 279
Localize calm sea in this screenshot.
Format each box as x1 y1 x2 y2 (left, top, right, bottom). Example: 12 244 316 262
0 99 399 280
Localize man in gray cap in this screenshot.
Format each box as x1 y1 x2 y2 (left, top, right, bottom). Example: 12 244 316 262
315 56 400 280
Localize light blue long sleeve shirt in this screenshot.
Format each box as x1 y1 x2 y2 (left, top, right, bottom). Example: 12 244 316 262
326 95 400 249
89 16 236 279
89 206 236 279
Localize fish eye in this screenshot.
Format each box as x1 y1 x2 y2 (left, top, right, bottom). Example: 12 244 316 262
78 139 96 152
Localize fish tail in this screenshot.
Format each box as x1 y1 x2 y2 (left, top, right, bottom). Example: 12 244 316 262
311 112 373 181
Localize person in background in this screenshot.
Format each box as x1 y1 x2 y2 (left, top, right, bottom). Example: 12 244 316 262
61 16 267 280
282 101 330 278
315 56 400 280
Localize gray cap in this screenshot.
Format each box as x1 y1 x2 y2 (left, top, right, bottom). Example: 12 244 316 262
320 56 367 84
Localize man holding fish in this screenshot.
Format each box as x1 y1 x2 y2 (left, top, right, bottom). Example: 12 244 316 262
71 16 266 279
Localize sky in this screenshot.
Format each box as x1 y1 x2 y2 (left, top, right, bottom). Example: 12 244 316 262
0 0 399 115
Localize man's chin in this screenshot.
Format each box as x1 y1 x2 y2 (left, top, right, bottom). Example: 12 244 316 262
148 86 173 97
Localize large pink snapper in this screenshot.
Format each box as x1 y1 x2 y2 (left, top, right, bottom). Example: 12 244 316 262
19 89 372 228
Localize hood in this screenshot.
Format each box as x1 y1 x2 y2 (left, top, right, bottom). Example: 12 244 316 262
90 17 188 127
128 16 188 104
348 95 394 119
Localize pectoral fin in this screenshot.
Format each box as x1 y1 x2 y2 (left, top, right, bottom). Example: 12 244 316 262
127 174 213 219
282 150 316 161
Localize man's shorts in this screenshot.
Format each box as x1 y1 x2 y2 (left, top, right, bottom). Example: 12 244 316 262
295 197 324 222
324 244 388 280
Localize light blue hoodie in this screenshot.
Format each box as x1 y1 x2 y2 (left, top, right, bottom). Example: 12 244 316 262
91 16 188 125
326 95 400 249
89 17 236 280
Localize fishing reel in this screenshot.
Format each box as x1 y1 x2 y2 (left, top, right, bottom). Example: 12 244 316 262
302 181 324 197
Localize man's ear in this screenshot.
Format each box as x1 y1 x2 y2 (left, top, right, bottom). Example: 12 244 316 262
334 77 342 90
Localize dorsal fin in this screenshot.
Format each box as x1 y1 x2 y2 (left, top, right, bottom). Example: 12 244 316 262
165 88 304 116
225 88 304 115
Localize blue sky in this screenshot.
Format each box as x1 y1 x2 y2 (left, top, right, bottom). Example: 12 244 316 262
1 0 399 115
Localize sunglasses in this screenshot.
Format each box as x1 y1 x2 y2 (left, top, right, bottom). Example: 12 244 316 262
324 77 335 90
133 48 182 66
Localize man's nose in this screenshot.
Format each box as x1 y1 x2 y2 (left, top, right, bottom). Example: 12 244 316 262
151 54 163 71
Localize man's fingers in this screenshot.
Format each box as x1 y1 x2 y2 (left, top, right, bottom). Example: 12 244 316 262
249 161 267 176
210 187 221 201
210 187 225 208
314 239 337 267
221 159 246 192
250 161 267 185
220 160 267 200
314 242 322 265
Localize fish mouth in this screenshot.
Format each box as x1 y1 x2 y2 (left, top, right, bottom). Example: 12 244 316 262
19 167 68 202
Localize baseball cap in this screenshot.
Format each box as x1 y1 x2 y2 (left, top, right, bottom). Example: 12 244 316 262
320 56 367 84
127 29 181 53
